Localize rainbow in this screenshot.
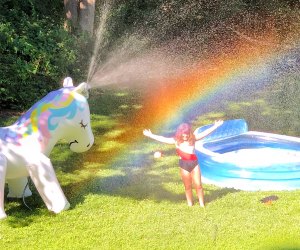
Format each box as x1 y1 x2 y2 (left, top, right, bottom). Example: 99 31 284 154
84 38 299 188
134 42 295 133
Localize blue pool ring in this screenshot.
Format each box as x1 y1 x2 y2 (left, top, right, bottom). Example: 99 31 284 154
194 119 300 191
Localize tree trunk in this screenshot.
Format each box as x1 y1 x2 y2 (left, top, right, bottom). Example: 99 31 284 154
79 0 95 35
64 0 79 32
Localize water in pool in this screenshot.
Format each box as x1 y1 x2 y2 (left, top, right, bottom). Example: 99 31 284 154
222 147 300 168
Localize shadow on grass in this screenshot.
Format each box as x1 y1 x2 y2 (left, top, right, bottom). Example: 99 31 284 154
3 124 239 227
64 144 239 209
4 195 51 227
68 145 185 206
204 187 240 204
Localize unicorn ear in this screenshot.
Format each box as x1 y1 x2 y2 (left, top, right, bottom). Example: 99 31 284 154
74 82 90 98
63 77 74 87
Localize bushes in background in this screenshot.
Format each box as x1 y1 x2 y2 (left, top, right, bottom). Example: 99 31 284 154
0 0 90 110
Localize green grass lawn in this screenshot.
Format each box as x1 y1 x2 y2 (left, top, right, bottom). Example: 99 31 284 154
1 86 300 250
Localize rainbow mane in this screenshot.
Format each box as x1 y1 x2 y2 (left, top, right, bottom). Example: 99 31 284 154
1 87 85 145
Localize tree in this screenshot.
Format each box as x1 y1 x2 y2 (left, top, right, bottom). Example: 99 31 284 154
64 0 95 34
64 0 79 32
79 0 95 34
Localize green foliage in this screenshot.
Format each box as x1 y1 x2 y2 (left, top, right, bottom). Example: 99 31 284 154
0 0 64 20
0 0 90 110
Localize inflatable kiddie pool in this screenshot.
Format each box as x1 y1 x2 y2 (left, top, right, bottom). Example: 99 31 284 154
194 119 300 191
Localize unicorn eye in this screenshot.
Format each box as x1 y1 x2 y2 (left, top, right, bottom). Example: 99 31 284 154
79 120 87 129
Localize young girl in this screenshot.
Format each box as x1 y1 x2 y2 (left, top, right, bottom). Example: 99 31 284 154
143 120 223 207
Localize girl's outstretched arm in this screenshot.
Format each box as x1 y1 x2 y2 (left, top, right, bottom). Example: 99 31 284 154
194 120 224 141
143 129 175 144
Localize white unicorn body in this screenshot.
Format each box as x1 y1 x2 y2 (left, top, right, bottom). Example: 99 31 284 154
0 78 94 219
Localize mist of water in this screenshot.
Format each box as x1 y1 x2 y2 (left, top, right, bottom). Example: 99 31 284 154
89 36 197 86
87 1 112 83
86 1 300 135
88 2 300 87
86 1 229 87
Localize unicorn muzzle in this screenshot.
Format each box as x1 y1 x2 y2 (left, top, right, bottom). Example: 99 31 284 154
69 136 94 152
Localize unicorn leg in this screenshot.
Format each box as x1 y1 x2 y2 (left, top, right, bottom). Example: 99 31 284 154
7 177 32 198
26 154 70 214
0 154 7 219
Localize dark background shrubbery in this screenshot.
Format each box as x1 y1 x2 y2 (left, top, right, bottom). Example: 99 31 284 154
0 0 298 110
0 0 90 110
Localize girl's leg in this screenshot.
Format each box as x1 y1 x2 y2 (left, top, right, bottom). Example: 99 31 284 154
179 168 193 206
191 165 205 207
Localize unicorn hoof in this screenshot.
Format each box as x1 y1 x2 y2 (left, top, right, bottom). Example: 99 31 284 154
51 201 70 214
0 212 7 220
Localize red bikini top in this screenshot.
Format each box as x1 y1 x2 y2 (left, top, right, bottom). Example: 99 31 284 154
176 148 197 160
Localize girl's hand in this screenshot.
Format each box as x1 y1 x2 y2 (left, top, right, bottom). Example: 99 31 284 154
214 120 224 127
143 129 152 137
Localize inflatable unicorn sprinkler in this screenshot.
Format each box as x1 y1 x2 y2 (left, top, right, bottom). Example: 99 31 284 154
0 77 94 219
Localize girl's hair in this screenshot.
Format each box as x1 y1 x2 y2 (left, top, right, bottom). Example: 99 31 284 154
174 123 195 145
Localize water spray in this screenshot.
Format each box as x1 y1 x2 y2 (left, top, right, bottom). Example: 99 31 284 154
87 0 112 83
